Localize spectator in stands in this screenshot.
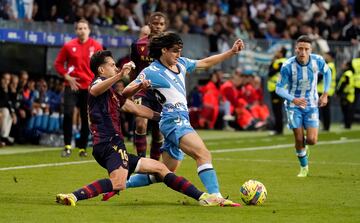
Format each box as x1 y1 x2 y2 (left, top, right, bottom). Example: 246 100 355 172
248 75 270 125
54 18 103 157
199 70 222 129
342 15 360 45
47 78 63 133
0 0 11 19
329 0 352 22
8 74 26 143
8 0 34 21
28 79 51 132
0 73 16 145
219 70 242 129
53 0 74 23
33 0 56 22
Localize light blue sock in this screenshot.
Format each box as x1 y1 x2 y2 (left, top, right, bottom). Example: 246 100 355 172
126 174 154 188
296 149 308 167
197 163 220 195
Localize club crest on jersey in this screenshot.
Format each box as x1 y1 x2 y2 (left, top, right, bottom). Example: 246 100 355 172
140 46 145 52
72 47 76 52
138 72 146 81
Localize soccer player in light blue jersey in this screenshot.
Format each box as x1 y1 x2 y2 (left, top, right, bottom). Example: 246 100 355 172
276 35 332 177
115 32 244 205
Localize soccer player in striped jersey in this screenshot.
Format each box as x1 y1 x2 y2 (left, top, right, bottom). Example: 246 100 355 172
55 50 234 207
119 32 244 205
275 35 332 177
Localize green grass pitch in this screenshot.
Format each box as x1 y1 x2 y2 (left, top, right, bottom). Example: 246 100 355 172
0 125 359 223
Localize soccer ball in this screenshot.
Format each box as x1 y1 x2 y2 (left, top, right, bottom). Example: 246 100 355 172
240 180 267 205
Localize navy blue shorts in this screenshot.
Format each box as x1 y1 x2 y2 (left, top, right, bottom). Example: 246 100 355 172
92 136 140 177
133 89 163 113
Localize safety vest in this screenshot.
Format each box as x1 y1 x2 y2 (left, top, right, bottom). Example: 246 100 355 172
352 58 360 89
317 62 336 96
267 58 286 92
337 70 355 103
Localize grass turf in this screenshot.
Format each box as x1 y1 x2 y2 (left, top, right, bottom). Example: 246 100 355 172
0 125 359 223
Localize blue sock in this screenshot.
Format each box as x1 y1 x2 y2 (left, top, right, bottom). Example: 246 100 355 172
296 149 308 167
126 174 154 188
197 163 220 195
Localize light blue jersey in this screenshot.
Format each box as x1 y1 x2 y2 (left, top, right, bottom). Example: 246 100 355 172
276 54 332 108
135 57 197 160
275 54 331 129
135 57 197 113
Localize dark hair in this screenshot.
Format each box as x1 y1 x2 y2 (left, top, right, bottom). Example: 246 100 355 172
75 18 90 29
90 50 113 76
149 12 168 25
149 32 183 60
296 35 312 44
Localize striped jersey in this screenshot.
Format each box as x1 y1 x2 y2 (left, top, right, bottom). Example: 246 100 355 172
276 54 331 108
88 77 126 145
134 57 197 113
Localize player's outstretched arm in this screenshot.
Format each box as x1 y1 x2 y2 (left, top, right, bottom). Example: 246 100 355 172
196 39 245 69
122 79 151 98
121 99 160 121
90 62 135 97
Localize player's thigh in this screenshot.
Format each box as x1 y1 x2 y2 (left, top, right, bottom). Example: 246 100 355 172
305 127 318 145
179 132 211 161
136 157 169 177
162 151 181 172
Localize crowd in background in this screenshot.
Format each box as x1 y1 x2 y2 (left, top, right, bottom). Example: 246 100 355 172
2 53 358 148
0 0 359 147
0 0 359 44
0 71 65 146
0 67 272 147
188 69 270 131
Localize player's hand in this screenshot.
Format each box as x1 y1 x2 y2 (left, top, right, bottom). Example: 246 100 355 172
64 74 81 91
318 94 328 107
293 97 307 109
121 61 136 76
231 39 245 54
138 79 151 90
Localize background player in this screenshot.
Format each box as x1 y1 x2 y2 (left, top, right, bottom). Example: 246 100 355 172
275 35 331 177
130 12 167 160
121 32 244 201
54 19 103 157
56 50 236 207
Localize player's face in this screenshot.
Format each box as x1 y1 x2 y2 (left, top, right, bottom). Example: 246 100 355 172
75 22 90 41
162 45 182 66
295 42 312 64
100 57 118 78
149 16 166 35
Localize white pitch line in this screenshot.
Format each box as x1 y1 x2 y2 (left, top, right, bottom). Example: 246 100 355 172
213 158 360 166
210 138 360 153
1 138 359 171
0 160 95 171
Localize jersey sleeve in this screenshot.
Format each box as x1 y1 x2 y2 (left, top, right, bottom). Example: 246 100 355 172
54 45 69 76
134 69 170 89
318 57 332 93
179 57 197 73
276 64 294 102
